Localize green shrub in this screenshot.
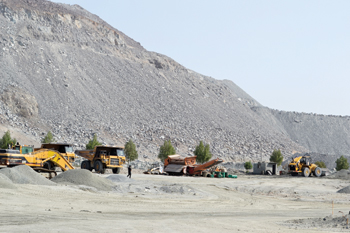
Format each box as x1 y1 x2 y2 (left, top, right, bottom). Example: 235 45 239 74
335 156 349 171
315 161 326 168
41 131 55 143
124 139 138 163
158 140 176 161
270 149 283 166
194 141 212 164
86 134 102 149
0 131 17 149
244 161 252 172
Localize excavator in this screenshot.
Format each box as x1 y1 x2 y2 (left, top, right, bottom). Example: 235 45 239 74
0 142 75 178
288 155 322 177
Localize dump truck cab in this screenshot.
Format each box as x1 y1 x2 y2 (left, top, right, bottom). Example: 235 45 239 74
76 145 126 174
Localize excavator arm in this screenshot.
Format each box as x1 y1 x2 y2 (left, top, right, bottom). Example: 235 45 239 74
41 151 74 171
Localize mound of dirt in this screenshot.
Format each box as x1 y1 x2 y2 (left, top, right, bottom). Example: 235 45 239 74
0 165 55 185
0 173 16 189
284 214 350 230
327 169 350 179
51 169 116 191
337 186 350 193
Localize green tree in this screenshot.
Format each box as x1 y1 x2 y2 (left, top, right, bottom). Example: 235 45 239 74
86 134 102 149
315 161 327 168
158 140 176 161
41 131 55 143
244 161 252 172
194 141 212 164
0 130 17 149
270 149 283 166
335 156 349 171
124 139 138 163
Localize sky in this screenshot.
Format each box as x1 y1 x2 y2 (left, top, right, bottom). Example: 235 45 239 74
52 0 350 116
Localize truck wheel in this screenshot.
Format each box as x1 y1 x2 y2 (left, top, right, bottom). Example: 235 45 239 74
81 161 91 170
94 160 104 173
314 167 322 177
302 167 310 177
112 168 121 174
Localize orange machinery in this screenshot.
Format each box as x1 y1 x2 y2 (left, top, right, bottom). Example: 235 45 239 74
191 158 224 175
163 154 223 176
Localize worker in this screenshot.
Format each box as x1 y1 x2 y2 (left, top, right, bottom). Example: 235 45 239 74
127 165 132 178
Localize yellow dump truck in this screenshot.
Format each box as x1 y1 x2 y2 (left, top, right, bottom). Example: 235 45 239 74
76 145 126 174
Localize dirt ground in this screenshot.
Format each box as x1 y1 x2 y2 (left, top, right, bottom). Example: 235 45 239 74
1 172 350 233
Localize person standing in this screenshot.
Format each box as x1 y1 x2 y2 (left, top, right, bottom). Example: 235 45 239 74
127 165 132 178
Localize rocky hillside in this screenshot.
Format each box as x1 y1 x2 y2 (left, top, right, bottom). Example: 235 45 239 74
0 0 348 164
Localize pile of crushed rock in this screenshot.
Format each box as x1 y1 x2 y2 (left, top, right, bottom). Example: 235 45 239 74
0 166 200 196
51 169 116 191
283 214 350 230
327 169 350 180
0 174 16 189
337 186 350 194
0 165 54 187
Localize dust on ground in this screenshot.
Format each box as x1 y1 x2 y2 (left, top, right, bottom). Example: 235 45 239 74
0 166 350 232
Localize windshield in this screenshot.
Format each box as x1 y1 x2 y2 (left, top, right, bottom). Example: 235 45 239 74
22 146 34 154
117 149 125 156
65 146 73 153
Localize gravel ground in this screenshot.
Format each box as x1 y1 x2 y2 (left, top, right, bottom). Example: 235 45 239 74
0 173 349 232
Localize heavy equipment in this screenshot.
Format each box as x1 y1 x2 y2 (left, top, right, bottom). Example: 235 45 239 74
163 154 224 176
144 163 164 175
11 142 75 171
0 147 75 178
76 145 126 174
13 142 34 154
190 158 224 176
35 143 76 163
288 155 322 177
163 155 197 175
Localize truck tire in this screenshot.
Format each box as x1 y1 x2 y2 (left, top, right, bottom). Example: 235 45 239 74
302 167 310 177
94 160 104 174
112 168 121 174
314 167 322 177
81 161 91 171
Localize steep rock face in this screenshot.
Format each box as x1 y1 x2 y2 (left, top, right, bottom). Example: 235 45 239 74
0 0 307 161
269 110 350 156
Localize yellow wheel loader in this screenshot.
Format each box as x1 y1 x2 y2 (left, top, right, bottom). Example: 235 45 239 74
288 155 322 177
